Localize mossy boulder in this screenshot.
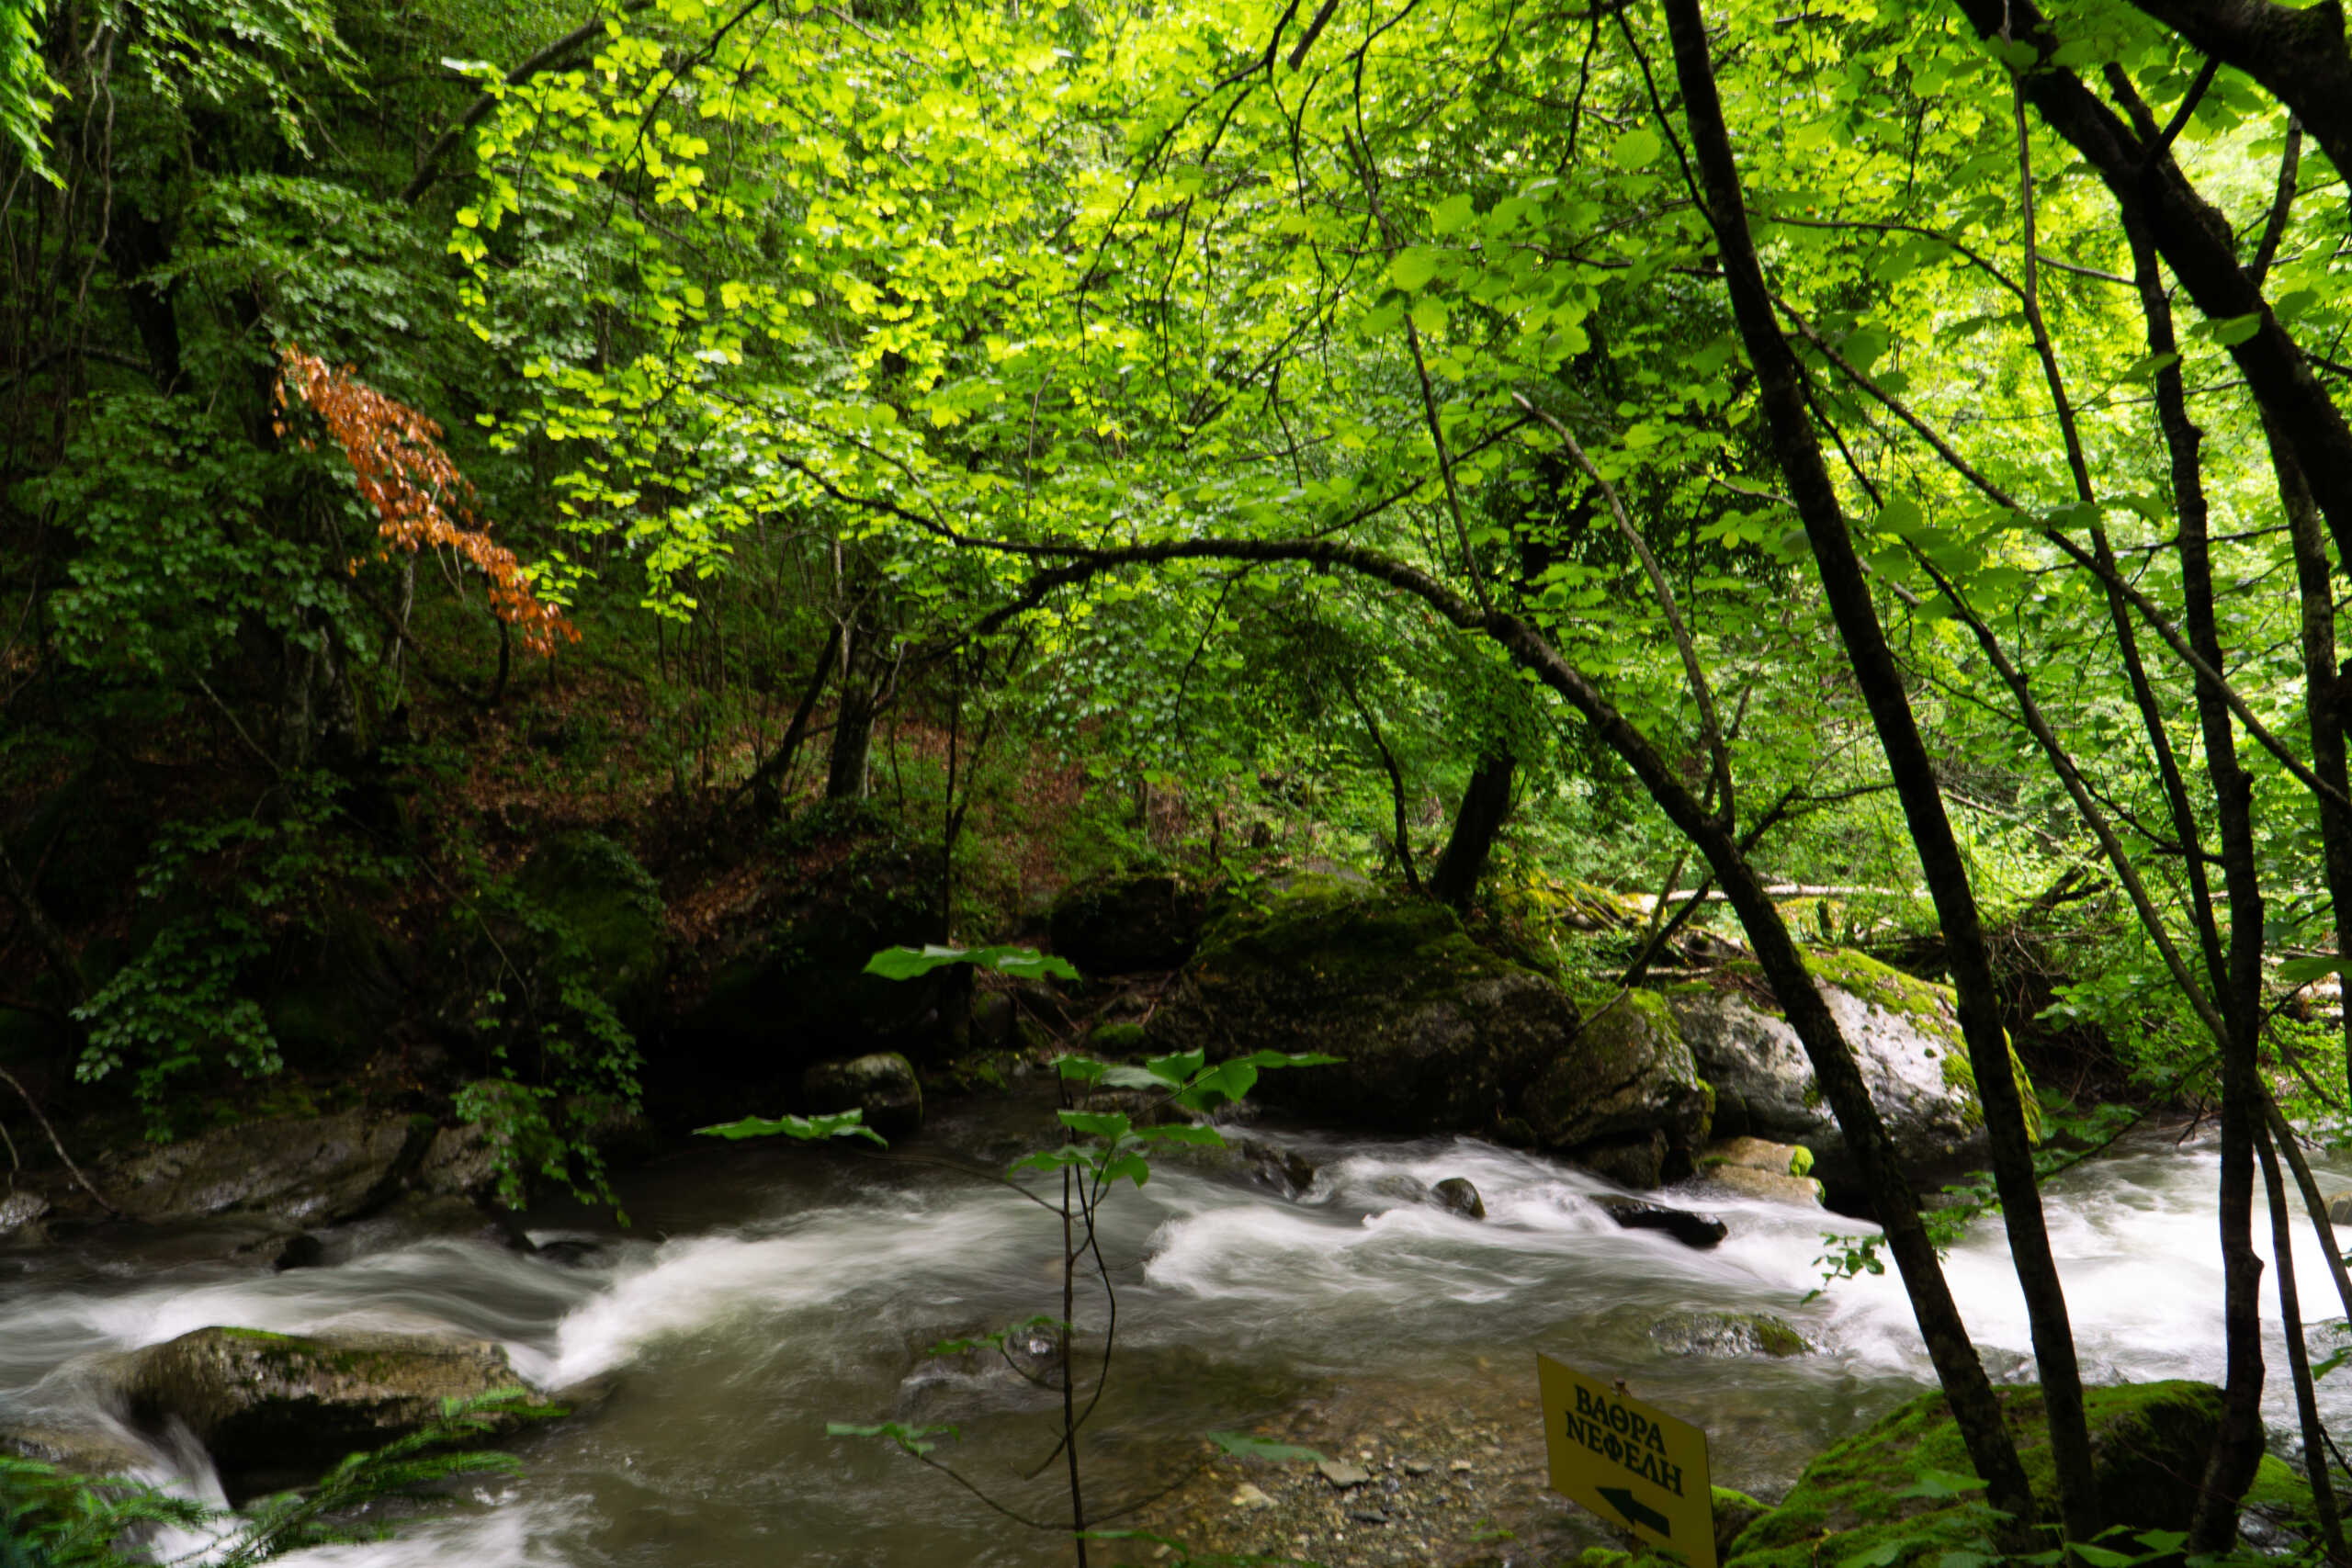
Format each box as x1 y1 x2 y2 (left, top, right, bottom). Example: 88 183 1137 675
1048 870 1206 976
801 1051 922 1137
94 1111 436 1225
1668 949 2038 1208
1649 1310 1813 1359
1724 1381 2222 1567
1145 882 1561 1128
122 1326 556 1497
1521 989 1713 1186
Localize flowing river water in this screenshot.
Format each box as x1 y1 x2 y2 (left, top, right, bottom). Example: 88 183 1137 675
2 1091 2347 1566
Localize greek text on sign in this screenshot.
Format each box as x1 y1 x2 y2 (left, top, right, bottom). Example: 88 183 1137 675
1537 1353 1715 1568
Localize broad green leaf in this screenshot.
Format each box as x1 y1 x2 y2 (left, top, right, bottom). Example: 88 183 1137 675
865 944 1080 982
695 1111 885 1146
1057 1109 1134 1139
1145 1049 1206 1083
1134 1122 1227 1146
1389 247 1442 291
2277 955 2341 986
1614 126 1661 170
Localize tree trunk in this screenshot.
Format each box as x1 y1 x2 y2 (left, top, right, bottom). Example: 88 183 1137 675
1661 0 2048 1530
1427 751 1512 909
825 619 878 801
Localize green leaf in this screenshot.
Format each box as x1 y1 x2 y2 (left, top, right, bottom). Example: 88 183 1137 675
1389 247 1442 291
1145 1049 1206 1084
1057 1055 1110 1083
1208 1431 1329 1464
827 1421 957 1457
695 1111 886 1146
1614 126 1661 170
2277 955 2342 986
1134 1122 1227 1146
865 944 1080 982
1428 192 1476 234
1057 1109 1134 1140
1893 1468 1990 1500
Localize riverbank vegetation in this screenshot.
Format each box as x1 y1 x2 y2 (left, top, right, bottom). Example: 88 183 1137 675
4 0 2352 1559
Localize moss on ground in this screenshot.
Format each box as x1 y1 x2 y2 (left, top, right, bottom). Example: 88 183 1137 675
1724 1381 2222 1568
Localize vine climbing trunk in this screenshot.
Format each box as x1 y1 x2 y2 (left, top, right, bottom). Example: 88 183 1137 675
1659 0 2072 1535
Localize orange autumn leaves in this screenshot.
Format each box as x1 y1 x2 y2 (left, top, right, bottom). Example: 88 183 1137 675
274 346 574 654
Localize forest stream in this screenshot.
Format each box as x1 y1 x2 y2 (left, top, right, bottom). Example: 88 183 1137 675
0 1093 2343 1568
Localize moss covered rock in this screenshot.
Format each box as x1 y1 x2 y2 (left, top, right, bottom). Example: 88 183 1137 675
801 1051 922 1136
1521 989 1712 1186
1724 1381 2222 1566
96 1111 435 1225
1669 948 2038 1207
1148 883 1711 1184
124 1326 556 1496
1148 881 1567 1134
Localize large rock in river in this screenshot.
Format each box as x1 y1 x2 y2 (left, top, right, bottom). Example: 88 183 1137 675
1668 948 2037 1209
97 1111 436 1225
1146 881 1709 1183
123 1326 555 1495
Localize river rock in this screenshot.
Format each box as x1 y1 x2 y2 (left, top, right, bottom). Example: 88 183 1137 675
1149 1128 1317 1195
0 1189 50 1243
1703 1162 1826 1207
801 1052 922 1137
97 1111 435 1225
1590 1194 1727 1248
1147 883 1573 1137
2327 1190 2352 1228
1521 990 1713 1187
0 1418 158 1478
1048 870 1207 976
1431 1177 1485 1219
1703 1134 1813 1176
124 1326 555 1493
1726 1380 2232 1562
1668 950 2039 1209
1650 1309 1813 1358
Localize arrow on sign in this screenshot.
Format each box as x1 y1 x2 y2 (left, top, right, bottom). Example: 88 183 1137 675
1598 1486 1671 1537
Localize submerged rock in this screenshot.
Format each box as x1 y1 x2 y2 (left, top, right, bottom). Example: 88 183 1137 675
801 1051 923 1137
1590 1194 1727 1248
1149 1128 1317 1195
124 1326 556 1494
1048 870 1206 976
1668 949 2037 1208
1649 1310 1813 1359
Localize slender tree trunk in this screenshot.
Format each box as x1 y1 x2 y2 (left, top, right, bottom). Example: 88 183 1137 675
1428 751 1512 909
2257 1126 2351 1565
825 619 878 801
2176 368 2272 1562
1661 0 2068 1533
2270 433 2352 1104
741 622 840 817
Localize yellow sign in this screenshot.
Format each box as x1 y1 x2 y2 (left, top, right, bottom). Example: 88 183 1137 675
1537 1353 1715 1568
